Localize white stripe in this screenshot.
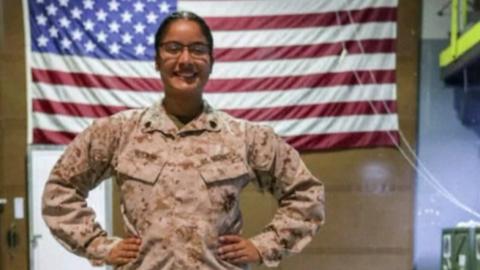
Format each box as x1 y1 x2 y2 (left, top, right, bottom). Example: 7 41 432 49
32 82 396 110
206 84 397 109
213 22 396 48
179 0 397 17
33 112 399 136
33 112 94 133
31 52 158 78
264 114 399 136
32 52 395 79
214 53 395 79
32 82 161 108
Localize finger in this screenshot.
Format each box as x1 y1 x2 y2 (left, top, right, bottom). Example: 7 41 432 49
217 243 243 255
120 251 139 259
219 235 242 244
120 243 141 252
230 255 250 264
123 238 142 245
220 249 246 260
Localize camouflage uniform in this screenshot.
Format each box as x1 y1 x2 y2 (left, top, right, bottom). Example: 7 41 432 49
42 101 325 269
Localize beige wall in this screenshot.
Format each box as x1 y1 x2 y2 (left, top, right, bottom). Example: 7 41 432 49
0 0 420 269
0 0 29 269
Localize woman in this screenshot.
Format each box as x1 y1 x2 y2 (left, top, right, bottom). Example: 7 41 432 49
42 11 325 270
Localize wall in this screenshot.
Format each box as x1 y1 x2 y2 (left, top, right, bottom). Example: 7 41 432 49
0 0 29 269
0 1 420 270
415 1 480 270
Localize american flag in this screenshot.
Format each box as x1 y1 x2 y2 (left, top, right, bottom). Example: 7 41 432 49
26 0 399 150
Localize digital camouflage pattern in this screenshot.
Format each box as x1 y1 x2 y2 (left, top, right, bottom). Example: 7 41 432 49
42 101 325 269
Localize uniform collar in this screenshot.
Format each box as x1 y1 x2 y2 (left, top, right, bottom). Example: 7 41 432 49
141 100 221 135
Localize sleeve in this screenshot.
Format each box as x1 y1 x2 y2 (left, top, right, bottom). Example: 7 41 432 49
246 124 325 268
41 116 123 265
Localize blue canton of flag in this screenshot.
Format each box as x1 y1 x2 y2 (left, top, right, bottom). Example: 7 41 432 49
29 0 177 61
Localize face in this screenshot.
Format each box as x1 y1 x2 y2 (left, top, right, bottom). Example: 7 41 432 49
155 19 212 98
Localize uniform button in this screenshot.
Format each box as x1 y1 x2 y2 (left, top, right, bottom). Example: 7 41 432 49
145 121 151 128
209 121 217 128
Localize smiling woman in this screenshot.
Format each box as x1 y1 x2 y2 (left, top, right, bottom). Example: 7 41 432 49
41 10 325 270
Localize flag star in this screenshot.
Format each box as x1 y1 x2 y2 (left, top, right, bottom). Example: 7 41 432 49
85 40 96 52
84 19 95 31
135 44 146 55
134 1 145 12
109 42 121 54
83 0 94 10
159 1 170 13
59 17 71 28
36 0 45 3
36 14 47 26
49 26 59 38
146 12 158 24
134 22 145 34
96 9 107 21
147 34 154 45
72 29 83 41
61 37 72 49
96 31 107 43
108 0 120 12
37 35 48 47
46 3 58 16
109 21 120 33
121 11 133 23
121 32 133 44
59 0 69 7
71 7 83 19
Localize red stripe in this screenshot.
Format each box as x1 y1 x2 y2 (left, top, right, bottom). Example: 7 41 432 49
214 39 395 62
224 101 397 121
205 70 395 92
33 128 400 149
32 69 163 92
286 131 400 151
33 128 77 145
32 99 129 118
32 68 395 93
206 7 397 30
32 99 397 120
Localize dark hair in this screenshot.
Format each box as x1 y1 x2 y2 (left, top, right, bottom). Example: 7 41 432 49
154 11 214 60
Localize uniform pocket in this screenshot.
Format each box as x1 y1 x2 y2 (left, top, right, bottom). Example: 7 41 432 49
198 160 250 185
116 149 165 185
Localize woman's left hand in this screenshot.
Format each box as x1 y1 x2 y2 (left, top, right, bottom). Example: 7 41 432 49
217 235 261 265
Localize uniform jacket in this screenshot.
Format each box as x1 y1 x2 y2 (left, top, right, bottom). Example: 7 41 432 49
42 101 325 269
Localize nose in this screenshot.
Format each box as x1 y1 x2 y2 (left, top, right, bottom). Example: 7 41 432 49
177 47 193 64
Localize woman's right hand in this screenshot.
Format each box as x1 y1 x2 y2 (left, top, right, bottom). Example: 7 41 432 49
105 237 142 266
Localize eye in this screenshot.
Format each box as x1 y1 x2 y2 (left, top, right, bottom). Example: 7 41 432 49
163 42 182 54
189 43 209 55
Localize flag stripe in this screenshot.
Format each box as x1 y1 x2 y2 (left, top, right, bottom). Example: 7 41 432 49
32 98 397 120
32 51 396 79
179 0 398 17
32 112 398 135
33 127 399 150
285 130 399 150
32 82 396 109
32 69 395 93
205 7 396 30
32 127 400 150
214 39 395 61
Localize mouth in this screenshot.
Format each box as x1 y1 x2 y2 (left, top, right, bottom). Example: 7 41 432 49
173 70 198 82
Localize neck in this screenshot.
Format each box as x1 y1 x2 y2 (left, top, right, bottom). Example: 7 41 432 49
163 95 203 124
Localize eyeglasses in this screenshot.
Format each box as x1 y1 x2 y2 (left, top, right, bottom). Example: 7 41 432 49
159 41 211 58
